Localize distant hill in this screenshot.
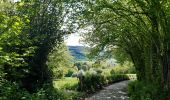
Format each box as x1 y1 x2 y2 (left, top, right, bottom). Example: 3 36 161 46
68 46 88 61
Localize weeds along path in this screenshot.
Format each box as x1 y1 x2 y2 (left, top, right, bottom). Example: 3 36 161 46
85 80 130 100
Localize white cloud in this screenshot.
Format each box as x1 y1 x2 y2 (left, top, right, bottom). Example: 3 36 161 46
65 34 83 46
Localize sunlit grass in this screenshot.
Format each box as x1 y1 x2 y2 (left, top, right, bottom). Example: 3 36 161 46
53 77 79 90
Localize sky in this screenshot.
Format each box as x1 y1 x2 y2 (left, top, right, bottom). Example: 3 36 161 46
13 0 20 2
65 34 83 46
65 26 93 46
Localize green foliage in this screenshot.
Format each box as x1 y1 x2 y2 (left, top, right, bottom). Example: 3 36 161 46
92 60 102 68
3 0 170 99
74 62 90 71
79 63 89 71
53 77 84 99
128 81 170 100
0 79 67 100
110 61 135 74
78 70 103 92
65 69 75 77
112 48 131 65
78 70 129 92
17 0 73 91
53 77 78 90
79 0 170 85
74 0 170 99
110 74 129 83
47 43 73 79
0 79 30 100
0 3 35 84
48 43 73 70
0 0 76 99
36 85 68 100
66 91 85 100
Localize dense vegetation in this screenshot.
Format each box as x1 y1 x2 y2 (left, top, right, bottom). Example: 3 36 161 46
75 0 170 99
0 0 73 99
1 0 170 100
53 65 135 99
0 1 130 99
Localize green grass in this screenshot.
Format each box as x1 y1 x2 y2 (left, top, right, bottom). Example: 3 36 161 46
53 77 79 90
53 77 85 99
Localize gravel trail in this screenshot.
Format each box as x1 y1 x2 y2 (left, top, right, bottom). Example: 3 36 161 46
85 81 130 100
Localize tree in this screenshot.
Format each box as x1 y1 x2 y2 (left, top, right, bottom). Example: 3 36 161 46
0 0 74 92
77 0 170 89
47 43 73 79
16 0 72 92
0 0 35 83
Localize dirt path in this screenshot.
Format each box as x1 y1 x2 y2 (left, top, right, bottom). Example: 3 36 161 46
85 80 130 100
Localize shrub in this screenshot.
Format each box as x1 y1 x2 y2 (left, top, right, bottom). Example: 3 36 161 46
53 67 64 79
110 74 129 82
128 81 170 100
110 62 135 74
71 72 78 77
0 79 68 100
32 84 68 100
95 68 103 74
63 83 78 90
0 80 32 100
81 65 88 71
65 69 75 77
74 62 82 70
78 70 129 93
78 70 103 92
74 62 90 71
40 85 68 100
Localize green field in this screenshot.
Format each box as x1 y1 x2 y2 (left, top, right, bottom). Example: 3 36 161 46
53 77 79 90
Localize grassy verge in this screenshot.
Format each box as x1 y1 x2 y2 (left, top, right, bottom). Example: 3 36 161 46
53 77 78 90
53 74 136 99
53 77 85 100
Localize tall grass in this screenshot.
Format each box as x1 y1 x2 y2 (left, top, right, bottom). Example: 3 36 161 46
53 77 78 90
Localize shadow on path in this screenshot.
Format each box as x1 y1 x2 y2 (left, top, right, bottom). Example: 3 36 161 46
85 80 130 100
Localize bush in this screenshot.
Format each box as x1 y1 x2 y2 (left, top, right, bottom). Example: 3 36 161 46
78 70 129 93
128 81 170 100
0 79 68 100
65 69 75 77
78 70 103 93
39 85 68 100
110 62 135 74
95 68 103 74
74 62 90 71
31 85 68 100
110 74 129 82
53 67 64 79
0 80 31 100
